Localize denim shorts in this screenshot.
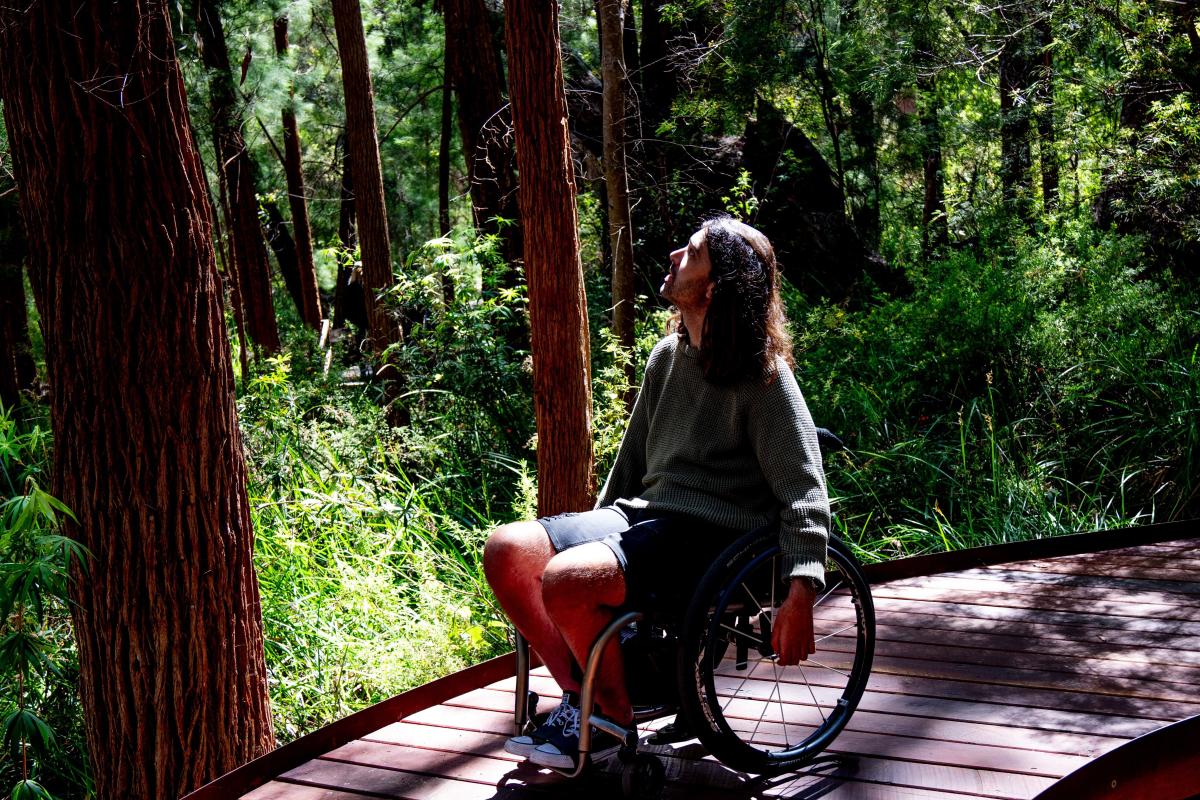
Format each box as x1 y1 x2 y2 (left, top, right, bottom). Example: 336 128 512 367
539 506 739 613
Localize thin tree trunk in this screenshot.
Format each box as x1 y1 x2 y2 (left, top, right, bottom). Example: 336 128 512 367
439 62 453 238
442 0 524 275
262 195 305 312
275 15 323 328
998 11 1036 224
505 0 596 515
332 134 364 333
438 40 455 306
599 0 637 408
636 0 680 300
0 197 35 410
0 3 274 798
915 8 948 254
331 0 400 370
1035 9 1059 214
191 0 280 353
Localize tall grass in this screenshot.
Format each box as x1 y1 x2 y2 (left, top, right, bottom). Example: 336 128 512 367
795 221 1200 562
238 355 518 741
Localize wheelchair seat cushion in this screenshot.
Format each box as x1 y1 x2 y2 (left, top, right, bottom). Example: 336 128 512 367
540 505 739 614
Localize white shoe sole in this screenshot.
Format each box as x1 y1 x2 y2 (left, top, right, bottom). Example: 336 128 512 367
530 739 621 769
504 736 540 758
529 744 576 769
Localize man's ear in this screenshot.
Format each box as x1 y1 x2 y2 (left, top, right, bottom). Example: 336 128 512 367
705 282 715 300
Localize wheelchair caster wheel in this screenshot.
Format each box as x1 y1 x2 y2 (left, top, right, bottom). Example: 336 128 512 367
524 691 539 732
619 752 664 799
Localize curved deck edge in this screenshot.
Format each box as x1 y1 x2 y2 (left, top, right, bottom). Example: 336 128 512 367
180 651 521 800
1032 714 1200 800
861 517 1197 584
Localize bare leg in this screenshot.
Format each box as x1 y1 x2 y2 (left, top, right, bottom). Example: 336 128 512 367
541 542 633 725
483 521 579 694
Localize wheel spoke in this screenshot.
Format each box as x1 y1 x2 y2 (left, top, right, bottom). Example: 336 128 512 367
803 657 850 679
813 576 844 609
795 661 827 725
767 657 790 750
814 623 858 644
720 621 766 646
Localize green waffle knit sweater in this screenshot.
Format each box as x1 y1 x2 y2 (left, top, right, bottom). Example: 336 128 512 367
596 333 830 587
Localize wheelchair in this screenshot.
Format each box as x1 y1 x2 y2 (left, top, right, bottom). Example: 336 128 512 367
510 430 876 798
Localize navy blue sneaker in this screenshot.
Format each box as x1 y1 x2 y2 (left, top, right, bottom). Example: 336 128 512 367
529 708 624 769
505 692 580 758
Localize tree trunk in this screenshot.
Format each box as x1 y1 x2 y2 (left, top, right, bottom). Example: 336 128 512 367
0 3 274 798
1035 9 1059 214
262 195 305 313
599 0 637 407
505 0 596 515
998 9 1036 224
331 0 400 369
438 40 455 306
635 0 682 301
915 8 948 254
275 15 323 328
191 0 280 353
442 0 523 274
0 195 35 410
332 135 367 334
439 55 453 239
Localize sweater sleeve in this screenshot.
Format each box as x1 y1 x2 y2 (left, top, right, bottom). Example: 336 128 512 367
747 365 831 589
595 337 668 508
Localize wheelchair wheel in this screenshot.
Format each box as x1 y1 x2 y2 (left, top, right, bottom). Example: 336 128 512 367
676 529 874 775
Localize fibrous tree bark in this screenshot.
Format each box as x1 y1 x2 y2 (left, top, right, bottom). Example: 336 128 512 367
599 0 637 407
997 3 1037 223
441 0 523 274
505 0 596 515
1034 8 1059 213
0 2 274 798
190 0 281 353
0 192 35 410
331 0 400 369
274 14 323 328
438 41 455 305
915 5 948 253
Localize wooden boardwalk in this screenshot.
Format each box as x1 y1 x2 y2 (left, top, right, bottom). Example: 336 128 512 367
203 528 1200 800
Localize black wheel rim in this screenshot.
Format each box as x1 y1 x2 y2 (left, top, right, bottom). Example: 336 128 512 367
690 537 875 771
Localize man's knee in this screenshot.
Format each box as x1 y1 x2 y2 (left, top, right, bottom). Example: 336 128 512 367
541 544 624 614
483 521 552 590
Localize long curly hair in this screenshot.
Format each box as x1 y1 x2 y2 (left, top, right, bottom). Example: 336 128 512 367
672 214 794 386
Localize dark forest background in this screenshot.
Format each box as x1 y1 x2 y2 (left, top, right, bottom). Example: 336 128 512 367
1 0 1198 797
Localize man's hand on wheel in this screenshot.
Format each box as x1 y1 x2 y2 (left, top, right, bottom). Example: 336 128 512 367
771 577 817 665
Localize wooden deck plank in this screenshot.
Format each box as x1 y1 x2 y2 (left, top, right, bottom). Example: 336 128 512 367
226 534 1200 800
279 759 502 800
873 580 1200 622
830 619 1200 668
861 595 1200 638
815 604 1200 653
448 684 1124 757
483 676 1164 739
242 783 379 800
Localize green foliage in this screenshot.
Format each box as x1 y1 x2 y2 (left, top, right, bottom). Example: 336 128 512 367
0 409 90 800
793 223 1200 559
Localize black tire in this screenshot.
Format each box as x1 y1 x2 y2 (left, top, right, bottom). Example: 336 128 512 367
676 529 875 775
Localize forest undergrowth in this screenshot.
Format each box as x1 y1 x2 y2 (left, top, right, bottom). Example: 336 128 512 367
2 219 1198 797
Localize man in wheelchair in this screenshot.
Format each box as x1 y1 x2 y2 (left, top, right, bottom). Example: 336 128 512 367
484 214 830 771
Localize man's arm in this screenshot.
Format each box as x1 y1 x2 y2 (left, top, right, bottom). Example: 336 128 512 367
748 366 831 664
772 577 816 664
595 338 669 508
